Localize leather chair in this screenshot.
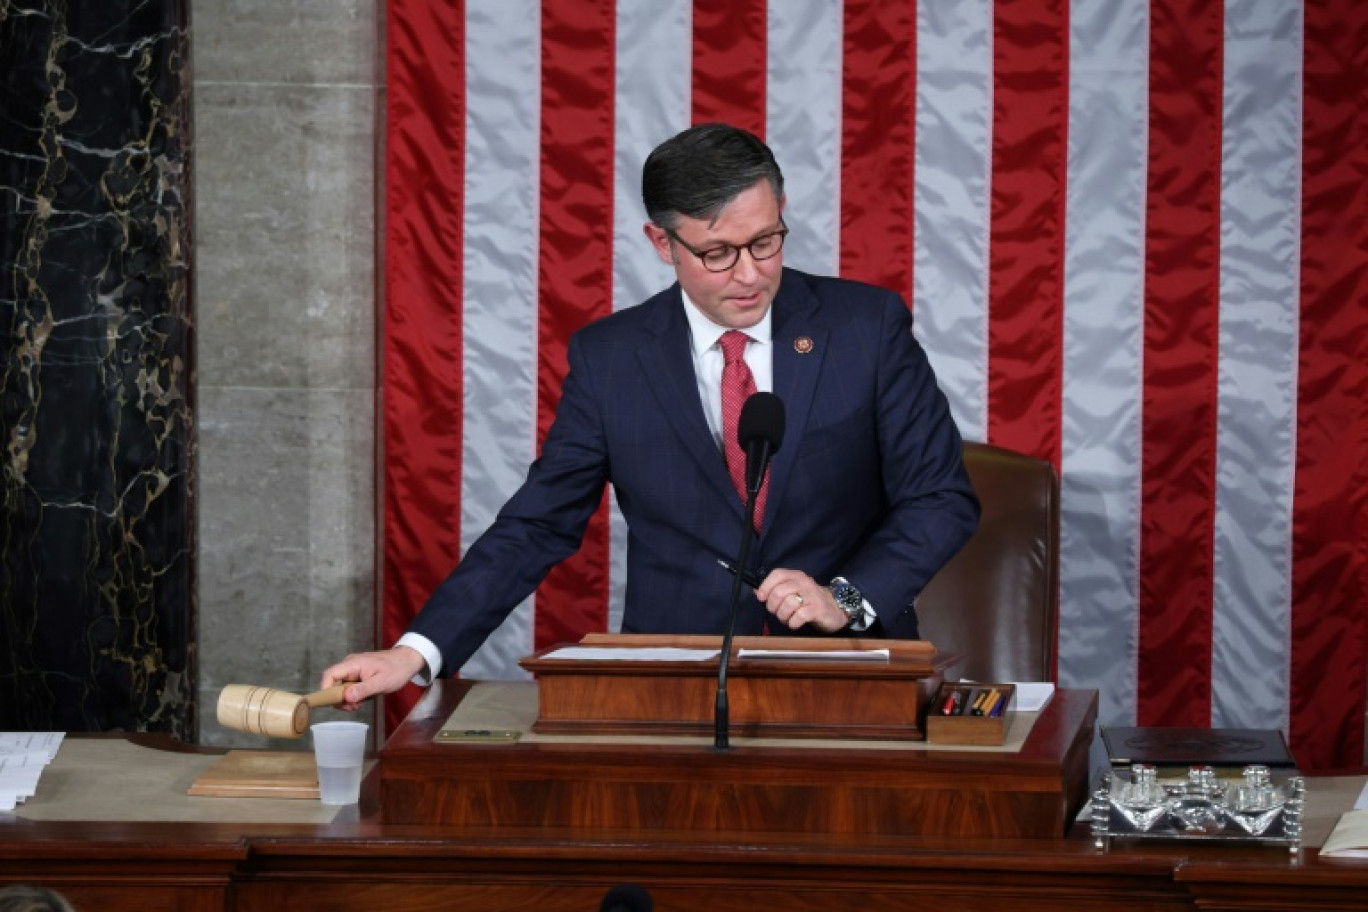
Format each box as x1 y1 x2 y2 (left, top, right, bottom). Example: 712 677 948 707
915 441 1059 683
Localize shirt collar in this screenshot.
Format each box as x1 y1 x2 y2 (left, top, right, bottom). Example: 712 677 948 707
681 291 773 360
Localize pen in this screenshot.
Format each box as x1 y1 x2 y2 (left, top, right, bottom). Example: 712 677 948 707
975 688 1000 717
980 690 1001 717
717 558 766 589
940 689 961 716
987 692 1007 718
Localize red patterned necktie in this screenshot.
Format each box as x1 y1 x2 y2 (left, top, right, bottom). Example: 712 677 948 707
720 330 767 530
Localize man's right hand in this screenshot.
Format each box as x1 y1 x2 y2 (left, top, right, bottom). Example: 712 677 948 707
320 646 427 711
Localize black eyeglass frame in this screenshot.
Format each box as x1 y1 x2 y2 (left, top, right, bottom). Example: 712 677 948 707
664 220 789 273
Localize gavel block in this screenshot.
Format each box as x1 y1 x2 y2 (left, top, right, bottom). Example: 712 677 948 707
217 683 351 739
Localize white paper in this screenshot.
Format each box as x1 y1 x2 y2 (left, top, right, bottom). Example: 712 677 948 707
0 733 64 812
1320 809 1368 857
1355 781 1368 811
0 753 44 795
0 752 48 809
539 646 720 662
738 648 890 662
1011 682 1056 712
0 732 64 761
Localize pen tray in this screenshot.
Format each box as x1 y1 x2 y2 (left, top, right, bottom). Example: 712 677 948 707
925 683 1015 746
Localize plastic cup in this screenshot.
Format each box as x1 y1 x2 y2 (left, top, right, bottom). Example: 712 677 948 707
310 721 369 805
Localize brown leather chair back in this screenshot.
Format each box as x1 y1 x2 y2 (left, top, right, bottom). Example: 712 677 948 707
916 441 1059 683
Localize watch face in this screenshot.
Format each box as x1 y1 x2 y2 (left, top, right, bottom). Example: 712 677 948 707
833 583 861 615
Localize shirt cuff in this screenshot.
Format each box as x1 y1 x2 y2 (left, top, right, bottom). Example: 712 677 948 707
395 632 442 685
848 599 875 632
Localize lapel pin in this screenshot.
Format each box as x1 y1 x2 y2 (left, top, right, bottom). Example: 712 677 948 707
793 336 814 354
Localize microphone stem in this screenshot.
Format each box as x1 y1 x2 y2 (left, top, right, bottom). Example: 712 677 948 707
715 489 761 751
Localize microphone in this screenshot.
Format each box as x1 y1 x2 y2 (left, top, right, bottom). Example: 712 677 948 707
715 392 785 750
600 883 653 912
739 391 786 496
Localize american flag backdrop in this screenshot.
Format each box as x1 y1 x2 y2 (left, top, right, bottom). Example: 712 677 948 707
380 0 1367 770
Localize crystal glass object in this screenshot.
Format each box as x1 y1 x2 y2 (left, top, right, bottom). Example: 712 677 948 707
1167 765 1229 833
1226 765 1287 836
1092 763 1305 851
1112 763 1168 831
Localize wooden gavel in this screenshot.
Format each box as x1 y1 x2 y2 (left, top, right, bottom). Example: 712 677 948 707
216 683 353 738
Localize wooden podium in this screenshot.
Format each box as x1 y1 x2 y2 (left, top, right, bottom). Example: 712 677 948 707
381 635 1099 839
520 633 952 740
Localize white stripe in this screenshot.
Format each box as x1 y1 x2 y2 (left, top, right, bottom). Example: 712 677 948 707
767 0 843 276
912 0 993 441
611 0 693 634
614 0 690 312
459 0 541 680
1211 0 1301 731
1057 0 1150 725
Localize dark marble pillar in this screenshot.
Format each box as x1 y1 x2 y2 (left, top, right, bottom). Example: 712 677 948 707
0 1 194 736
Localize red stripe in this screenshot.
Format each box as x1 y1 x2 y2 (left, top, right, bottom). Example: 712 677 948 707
840 0 915 302
1135 0 1223 727
691 0 766 135
533 1 616 651
381 0 466 732
984 0 1067 468
1290 0 1368 770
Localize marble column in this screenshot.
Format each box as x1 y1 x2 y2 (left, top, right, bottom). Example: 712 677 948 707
0 1 194 736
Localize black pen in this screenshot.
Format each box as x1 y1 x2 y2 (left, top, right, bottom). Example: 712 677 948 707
717 558 765 589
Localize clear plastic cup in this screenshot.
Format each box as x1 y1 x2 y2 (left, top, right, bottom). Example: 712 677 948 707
310 720 369 805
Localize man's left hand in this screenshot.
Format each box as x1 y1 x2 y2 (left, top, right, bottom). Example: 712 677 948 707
754 569 848 633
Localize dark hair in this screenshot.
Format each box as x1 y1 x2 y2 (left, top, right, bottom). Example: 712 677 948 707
641 123 784 230
0 885 76 912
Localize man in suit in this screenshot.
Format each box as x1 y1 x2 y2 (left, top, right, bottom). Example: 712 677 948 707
322 123 978 705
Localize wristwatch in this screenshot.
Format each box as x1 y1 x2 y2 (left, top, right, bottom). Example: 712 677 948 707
828 577 865 628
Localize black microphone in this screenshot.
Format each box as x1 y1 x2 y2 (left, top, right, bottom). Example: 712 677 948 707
739 391 785 495
600 883 653 912
715 392 785 750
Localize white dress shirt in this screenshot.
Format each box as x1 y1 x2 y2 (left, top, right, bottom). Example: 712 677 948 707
679 291 774 452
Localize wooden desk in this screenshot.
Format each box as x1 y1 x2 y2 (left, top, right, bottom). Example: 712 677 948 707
2 684 1365 912
379 678 1096 838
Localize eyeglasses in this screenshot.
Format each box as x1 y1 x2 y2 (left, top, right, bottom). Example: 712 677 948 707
665 221 788 273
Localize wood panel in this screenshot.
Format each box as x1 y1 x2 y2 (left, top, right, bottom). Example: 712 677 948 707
226 828 1334 912
522 634 953 740
0 828 241 912
379 682 1097 839
232 878 1192 912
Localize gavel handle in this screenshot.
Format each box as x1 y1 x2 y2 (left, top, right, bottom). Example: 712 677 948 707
304 683 353 708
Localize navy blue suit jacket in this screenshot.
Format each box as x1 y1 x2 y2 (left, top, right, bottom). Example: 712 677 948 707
410 268 979 673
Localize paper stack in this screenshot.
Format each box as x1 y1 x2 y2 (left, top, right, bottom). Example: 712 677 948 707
0 732 65 811
1320 780 1368 858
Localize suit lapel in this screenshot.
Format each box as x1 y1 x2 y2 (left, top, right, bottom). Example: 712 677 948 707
636 287 746 519
764 272 827 537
